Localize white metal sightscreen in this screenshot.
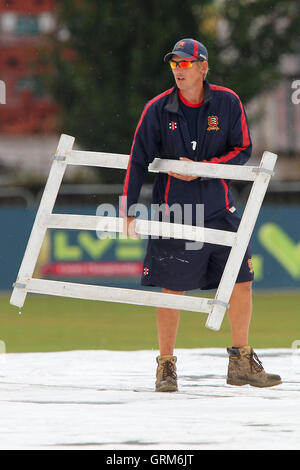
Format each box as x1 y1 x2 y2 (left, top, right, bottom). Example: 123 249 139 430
10 134 277 331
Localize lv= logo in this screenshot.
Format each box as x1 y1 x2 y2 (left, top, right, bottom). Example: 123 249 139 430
258 223 300 279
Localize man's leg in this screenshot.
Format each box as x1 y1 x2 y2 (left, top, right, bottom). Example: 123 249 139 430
155 288 184 392
226 280 281 387
227 281 252 347
157 288 184 355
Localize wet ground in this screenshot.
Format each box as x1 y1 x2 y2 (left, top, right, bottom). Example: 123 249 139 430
0 348 299 449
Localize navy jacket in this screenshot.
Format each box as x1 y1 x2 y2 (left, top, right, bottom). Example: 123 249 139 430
120 80 252 222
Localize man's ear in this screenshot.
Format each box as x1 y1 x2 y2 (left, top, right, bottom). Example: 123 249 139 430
202 60 208 73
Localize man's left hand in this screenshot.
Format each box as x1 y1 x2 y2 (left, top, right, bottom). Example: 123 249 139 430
168 157 199 181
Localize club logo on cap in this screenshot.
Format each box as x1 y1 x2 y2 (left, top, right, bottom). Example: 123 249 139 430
207 116 219 131
177 41 186 49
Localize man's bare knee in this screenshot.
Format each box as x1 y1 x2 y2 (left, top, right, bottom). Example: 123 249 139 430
234 281 252 292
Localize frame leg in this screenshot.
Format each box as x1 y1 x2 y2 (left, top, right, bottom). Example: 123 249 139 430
205 151 277 330
10 134 75 308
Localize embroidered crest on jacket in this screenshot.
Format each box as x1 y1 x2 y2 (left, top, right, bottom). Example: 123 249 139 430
207 115 220 131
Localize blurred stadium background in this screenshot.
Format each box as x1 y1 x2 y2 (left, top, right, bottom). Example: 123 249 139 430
0 0 299 353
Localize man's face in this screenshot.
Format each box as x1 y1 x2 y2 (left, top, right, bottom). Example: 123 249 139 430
170 54 207 91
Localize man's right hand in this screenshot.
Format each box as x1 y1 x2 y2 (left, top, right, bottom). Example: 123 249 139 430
123 216 139 238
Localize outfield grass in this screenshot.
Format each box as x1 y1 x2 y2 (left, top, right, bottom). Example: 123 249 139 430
1 292 299 352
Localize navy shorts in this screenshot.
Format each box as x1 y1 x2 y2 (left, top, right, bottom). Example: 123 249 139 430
141 211 254 291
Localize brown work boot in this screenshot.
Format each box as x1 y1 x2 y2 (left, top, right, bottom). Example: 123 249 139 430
227 346 282 388
155 355 178 392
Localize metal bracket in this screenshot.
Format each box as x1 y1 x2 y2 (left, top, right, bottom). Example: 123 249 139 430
53 154 67 162
12 282 27 289
252 167 274 177
207 299 230 309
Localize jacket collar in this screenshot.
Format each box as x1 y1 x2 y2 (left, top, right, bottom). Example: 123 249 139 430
164 79 211 113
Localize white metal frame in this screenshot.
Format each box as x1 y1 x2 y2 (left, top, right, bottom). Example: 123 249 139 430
10 134 277 331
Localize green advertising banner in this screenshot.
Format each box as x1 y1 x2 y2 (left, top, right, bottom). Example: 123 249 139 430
1 206 299 291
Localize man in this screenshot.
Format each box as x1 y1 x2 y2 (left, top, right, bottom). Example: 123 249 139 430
121 38 281 392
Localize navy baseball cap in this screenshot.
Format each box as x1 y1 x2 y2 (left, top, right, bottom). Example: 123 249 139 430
164 38 208 63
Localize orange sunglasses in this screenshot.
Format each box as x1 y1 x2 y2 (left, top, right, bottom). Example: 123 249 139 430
169 60 198 69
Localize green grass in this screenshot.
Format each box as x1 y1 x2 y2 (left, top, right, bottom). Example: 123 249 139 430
1 292 299 352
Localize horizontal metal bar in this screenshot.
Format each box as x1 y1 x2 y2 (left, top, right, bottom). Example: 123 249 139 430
252 167 274 176
66 150 257 181
66 150 127 169
53 154 67 161
12 282 27 289
149 159 257 181
46 214 237 246
207 299 230 309
27 278 212 313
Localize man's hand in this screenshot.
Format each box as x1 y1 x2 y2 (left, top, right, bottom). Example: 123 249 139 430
168 157 199 181
123 216 139 238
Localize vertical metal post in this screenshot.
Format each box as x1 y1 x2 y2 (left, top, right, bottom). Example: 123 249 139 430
205 151 277 330
10 134 75 308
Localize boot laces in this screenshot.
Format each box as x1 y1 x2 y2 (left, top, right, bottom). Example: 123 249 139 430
248 350 264 373
162 360 176 380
